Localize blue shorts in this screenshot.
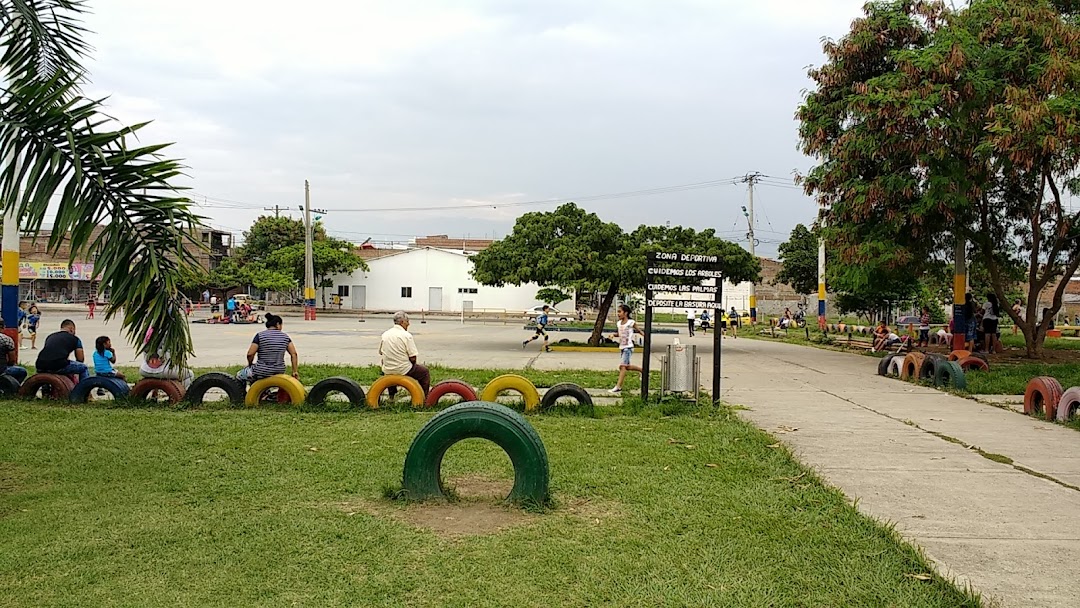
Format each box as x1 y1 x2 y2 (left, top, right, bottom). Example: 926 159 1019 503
620 348 633 366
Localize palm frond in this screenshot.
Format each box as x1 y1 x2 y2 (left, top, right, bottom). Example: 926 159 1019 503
0 0 89 89
1 76 206 366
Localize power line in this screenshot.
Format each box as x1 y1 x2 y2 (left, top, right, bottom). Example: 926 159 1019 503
185 176 755 215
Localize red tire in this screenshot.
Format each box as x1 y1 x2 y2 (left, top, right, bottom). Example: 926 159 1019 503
956 356 989 372
424 379 478 408
948 350 972 362
901 353 925 381
18 373 76 400
1024 376 1063 420
131 379 186 404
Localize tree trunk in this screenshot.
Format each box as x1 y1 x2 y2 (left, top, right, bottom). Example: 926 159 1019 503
589 282 619 346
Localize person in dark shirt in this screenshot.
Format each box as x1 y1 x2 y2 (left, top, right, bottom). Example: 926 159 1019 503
0 320 28 383
35 319 88 382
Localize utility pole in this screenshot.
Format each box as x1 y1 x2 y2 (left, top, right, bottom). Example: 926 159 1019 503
303 181 315 320
263 204 286 218
817 210 827 330
1 17 21 353
741 172 762 324
300 181 327 320
953 238 967 350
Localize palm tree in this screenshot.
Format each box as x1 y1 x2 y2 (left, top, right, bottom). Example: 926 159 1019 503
1 0 203 365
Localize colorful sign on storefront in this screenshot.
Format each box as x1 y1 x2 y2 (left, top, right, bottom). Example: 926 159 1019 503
17 262 96 281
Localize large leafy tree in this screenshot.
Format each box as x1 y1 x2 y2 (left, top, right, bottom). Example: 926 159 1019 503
236 215 326 265
471 203 759 345
773 224 819 296
0 1 203 364
799 0 1080 357
265 238 366 307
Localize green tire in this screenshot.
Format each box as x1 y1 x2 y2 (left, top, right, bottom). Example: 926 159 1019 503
934 359 967 390
402 401 550 505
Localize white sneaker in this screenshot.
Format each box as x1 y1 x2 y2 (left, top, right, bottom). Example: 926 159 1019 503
608 386 622 394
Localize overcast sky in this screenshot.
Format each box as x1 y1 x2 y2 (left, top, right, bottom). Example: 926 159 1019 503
80 0 866 258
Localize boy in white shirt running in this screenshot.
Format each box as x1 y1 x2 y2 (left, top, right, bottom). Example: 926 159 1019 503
609 304 645 393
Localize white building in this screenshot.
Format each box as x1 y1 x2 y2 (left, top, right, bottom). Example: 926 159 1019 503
327 247 572 314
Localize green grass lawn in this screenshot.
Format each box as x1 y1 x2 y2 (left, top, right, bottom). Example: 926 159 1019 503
0 403 979 607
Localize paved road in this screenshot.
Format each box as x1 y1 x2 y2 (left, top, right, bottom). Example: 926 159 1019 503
26 307 1079 605
721 338 1080 608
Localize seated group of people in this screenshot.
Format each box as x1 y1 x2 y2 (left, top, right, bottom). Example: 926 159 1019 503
0 318 194 387
236 310 428 397
0 311 431 400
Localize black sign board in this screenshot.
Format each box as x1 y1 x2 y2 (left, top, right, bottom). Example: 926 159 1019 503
642 251 724 403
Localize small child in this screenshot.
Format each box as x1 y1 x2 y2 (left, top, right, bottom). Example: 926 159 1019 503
93 336 125 380
918 307 931 347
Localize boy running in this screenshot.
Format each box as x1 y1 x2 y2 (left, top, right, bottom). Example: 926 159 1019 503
609 304 645 394
523 305 552 352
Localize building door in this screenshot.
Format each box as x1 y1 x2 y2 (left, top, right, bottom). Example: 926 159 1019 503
428 287 443 311
351 285 366 309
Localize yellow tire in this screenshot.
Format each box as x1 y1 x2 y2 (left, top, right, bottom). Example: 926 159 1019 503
366 375 425 408
245 374 307 406
479 374 541 413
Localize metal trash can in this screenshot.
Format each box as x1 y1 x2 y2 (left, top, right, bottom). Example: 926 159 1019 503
661 342 700 400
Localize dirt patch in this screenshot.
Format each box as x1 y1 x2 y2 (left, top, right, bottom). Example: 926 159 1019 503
0 462 26 495
907 343 1080 364
330 476 623 539
445 474 513 500
332 475 531 538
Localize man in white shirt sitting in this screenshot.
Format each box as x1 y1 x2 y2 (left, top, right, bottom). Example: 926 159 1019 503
379 311 430 395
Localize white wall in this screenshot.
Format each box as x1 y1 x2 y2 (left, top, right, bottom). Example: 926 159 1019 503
328 248 572 313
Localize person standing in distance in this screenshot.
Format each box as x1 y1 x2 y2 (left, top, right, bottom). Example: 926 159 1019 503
685 309 696 337
523 305 552 352
608 304 645 394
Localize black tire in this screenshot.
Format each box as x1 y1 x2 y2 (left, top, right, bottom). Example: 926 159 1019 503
0 373 21 396
307 376 365 406
69 376 131 403
402 401 550 505
540 382 594 415
918 354 944 382
186 372 246 405
877 354 899 377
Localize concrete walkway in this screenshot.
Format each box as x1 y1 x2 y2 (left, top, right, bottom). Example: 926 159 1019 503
721 338 1080 608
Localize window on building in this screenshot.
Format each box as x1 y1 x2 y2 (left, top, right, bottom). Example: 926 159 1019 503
401 287 413 298
337 285 350 297
201 232 210 243
457 287 478 294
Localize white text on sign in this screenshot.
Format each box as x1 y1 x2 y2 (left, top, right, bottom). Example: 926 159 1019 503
651 252 720 264
647 267 724 278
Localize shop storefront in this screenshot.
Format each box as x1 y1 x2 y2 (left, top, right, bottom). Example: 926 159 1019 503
18 262 102 303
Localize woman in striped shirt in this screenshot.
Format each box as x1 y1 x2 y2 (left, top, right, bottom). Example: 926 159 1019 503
236 314 299 383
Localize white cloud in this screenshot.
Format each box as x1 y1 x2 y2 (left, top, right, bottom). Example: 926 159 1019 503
63 0 867 256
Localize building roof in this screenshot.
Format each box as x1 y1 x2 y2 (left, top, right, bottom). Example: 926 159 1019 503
414 235 494 251
354 246 469 263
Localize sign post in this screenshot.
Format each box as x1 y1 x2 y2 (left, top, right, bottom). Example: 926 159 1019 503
644 252 724 403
